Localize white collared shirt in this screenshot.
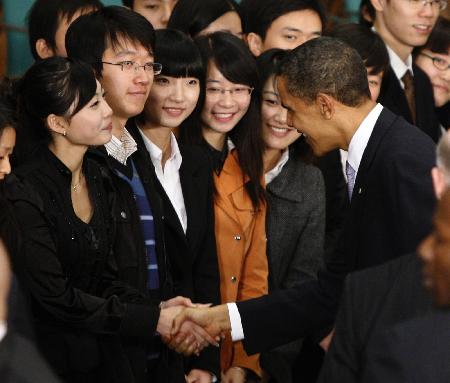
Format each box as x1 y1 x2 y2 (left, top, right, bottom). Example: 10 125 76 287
139 130 187 234
347 103 384 178
0 320 6 343
264 149 290 185
104 128 138 165
386 45 414 90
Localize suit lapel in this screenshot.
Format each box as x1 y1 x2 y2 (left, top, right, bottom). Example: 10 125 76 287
380 68 413 124
266 155 303 203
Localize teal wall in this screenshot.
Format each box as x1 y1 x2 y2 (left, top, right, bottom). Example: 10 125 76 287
4 0 122 76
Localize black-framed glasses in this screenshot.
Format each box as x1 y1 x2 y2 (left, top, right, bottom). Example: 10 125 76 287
419 52 450 71
102 60 162 74
407 0 447 10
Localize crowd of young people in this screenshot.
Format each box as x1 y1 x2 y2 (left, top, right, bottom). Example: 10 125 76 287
0 0 449 382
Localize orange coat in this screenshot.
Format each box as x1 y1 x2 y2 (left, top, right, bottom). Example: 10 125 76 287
213 150 268 376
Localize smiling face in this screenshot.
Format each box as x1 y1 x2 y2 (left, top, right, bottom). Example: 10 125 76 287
100 38 153 122
0 127 15 181
144 75 200 129
262 9 322 52
198 11 243 39
65 81 113 146
201 61 252 137
132 0 178 29
261 75 301 151
415 49 450 107
419 190 450 307
373 0 439 59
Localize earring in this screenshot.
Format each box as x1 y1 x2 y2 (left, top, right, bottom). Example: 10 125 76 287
62 130 66 137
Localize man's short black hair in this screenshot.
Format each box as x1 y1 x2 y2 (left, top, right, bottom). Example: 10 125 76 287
122 0 133 7
65 6 155 77
240 0 326 39
329 23 389 76
279 37 371 107
27 0 103 60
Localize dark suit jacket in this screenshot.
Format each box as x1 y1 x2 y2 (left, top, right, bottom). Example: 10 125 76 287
378 64 441 142
361 310 450 383
236 107 436 355
126 122 220 378
318 253 434 382
0 331 60 383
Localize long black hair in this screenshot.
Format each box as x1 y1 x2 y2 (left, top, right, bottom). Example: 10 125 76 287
168 0 240 38
14 57 97 165
181 31 265 209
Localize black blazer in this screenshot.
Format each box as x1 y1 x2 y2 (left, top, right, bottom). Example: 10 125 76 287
318 253 434 383
361 310 450 382
126 122 221 378
235 107 436 355
378 64 441 142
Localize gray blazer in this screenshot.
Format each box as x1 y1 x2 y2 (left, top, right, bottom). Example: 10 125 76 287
261 150 326 382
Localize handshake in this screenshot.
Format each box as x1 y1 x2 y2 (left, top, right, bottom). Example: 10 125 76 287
156 296 232 356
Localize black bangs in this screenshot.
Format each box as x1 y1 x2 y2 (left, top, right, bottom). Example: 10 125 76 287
196 32 259 88
68 59 98 116
424 18 450 55
155 29 204 80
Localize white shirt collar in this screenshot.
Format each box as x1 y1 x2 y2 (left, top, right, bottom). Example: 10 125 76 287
0 320 6 343
347 103 384 173
104 127 137 165
386 45 414 87
265 149 290 185
139 130 182 171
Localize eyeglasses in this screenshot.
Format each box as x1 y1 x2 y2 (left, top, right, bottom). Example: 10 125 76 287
102 60 163 74
406 0 447 10
419 52 450 71
206 86 254 99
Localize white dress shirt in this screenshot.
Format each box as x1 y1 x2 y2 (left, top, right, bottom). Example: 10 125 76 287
264 149 290 185
104 128 138 165
227 103 385 342
0 320 6 343
386 45 414 90
139 130 187 234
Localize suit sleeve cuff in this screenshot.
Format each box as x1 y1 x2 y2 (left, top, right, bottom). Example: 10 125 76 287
227 303 245 341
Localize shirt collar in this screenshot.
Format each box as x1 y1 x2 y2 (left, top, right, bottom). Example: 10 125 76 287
139 130 182 171
0 320 6 343
347 103 384 173
386 44 414 82
265 149 290 185
104 127 137 165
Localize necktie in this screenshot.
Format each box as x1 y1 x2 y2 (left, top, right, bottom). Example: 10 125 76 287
402 70 416 124
346 161 356 200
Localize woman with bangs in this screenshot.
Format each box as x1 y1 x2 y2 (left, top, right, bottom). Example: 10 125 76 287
180 31 267 383
5 57 166 383
126 29 220 383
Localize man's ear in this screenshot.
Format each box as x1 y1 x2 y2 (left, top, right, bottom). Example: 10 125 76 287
432 167 447 199
316 93 334 120
246 32 264 57
46 114 69 136
35 39 55 59
370 0 385 12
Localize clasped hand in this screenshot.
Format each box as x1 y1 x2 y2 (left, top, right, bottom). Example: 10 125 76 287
156 296 220 356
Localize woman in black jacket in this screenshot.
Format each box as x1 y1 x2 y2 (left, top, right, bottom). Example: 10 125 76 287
5 57 164 383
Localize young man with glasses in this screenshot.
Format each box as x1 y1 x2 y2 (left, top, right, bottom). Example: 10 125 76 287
371 0 446 142
66 6 218 383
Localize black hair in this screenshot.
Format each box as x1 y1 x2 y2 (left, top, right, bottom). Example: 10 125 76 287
139 29 205 132
329 23 389 76
27 0 103 60
279 37 371 107
240 0 326 39
422 17 450 55
14 57 97 163
167 0 240 38
65 6 155 77
0 78 17 135
122 0 133 6
359 0 375 28
181 31 265 208
256 48 313 161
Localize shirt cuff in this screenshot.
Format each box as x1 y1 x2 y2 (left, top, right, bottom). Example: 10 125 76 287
227 303 245 341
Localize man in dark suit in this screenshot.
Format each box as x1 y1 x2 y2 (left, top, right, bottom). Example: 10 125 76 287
371 0 443 142
318 131 450 382
169 36 437 355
